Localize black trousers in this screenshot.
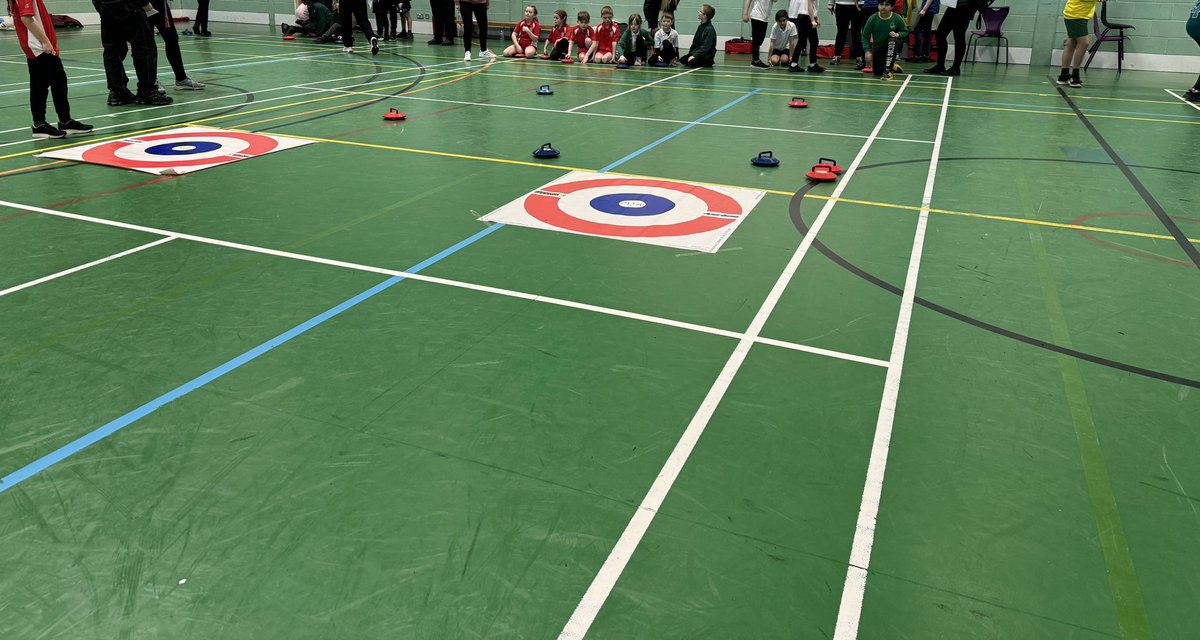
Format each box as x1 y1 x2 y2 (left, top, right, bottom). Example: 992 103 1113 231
624 35 647 62
833 4 864 58
340 0 376 48
651 40 675 64
194 0 210 33
148 0 187 81
750 18 767 62
913 10 934 57
643 0 662 31
92 0 158 94
873 38 897 75
934 6 976 70
791 15 818 65
374 1 397 36
27 54 72 123
684 54 713 67
459 2 487 51
430 0 456 42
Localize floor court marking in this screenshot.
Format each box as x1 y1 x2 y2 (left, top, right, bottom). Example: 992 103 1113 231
565 67 699 113
0 198 889 369
0 236 176 299
1165 89 1200 112
832 76 952 640
0 224 505 496
309 85 936 145
556 75 915 640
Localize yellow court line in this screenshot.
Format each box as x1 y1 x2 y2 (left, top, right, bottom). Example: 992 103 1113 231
0 160 66 177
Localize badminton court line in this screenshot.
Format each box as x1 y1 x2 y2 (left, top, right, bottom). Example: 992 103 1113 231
831 77 953 640
310 86 936 145
566 68 700 113
0 61 470 147
0 198 889 370
1165 89 1200 112
0 236 176 299
556 76 915 640
0 224 505 496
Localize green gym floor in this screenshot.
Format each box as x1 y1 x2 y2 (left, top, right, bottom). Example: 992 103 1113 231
1 23 1198 640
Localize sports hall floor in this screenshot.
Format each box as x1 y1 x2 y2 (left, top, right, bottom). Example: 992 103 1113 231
1 23 1198 639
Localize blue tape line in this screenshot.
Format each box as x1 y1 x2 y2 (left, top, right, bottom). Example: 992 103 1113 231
0 223 504 494
597 89 761 173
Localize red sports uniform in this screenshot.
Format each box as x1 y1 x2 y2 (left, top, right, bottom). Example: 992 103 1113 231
514 19 540 48
569 24 594 48
10 0 59 59
593 21 619 54
548 24 567 46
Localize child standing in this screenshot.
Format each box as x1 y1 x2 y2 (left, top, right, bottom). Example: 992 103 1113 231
683 4 717 67
743 0 777 68
504 5 540 56
1057 0 1101 87
9 0 92 138
862 0 906 79
459 0 494 61
373 0 397 39
768 10 796 66
591 6 620 63
788 0 824 72
566 10 594 62
912 0 938 61
544 9 569 58
616 12 649 65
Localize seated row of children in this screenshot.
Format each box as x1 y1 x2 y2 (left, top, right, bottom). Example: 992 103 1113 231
501 4 718 68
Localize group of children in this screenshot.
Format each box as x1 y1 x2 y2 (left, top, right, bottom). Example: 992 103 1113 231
500 4 718 68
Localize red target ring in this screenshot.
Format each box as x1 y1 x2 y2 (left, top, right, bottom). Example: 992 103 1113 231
80 131 280 169
523 177 742 237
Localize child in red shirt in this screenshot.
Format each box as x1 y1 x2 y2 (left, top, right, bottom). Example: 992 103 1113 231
566 10 595 63
589 6 620 63
543 9 570 60
503 4 540 57
8 0 91 139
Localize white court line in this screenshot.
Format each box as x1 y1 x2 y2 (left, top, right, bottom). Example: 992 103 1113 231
556 75 916 640
311 86 936 145
1164 89 1200 112
0 198 886 369
0 61 469 147
566 68 700 113
832 76 953 640
0 236 176 299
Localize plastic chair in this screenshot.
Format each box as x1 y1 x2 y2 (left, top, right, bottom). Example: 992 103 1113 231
1084 2 1135 72
967 6 1010 65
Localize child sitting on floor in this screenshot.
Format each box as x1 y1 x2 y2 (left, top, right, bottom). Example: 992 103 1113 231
504 4 539 56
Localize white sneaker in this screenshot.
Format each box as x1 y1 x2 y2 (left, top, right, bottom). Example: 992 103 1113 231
479 50 495 59
343 46 353 53
464 50 472 61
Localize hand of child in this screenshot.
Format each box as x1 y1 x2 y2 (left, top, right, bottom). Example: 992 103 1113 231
813 17 820 28
742 11 749 22
889 31 898 38
40 40 57 55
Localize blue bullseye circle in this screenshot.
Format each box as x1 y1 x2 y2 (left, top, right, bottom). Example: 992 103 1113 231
589 193 676 217
145 141 223 155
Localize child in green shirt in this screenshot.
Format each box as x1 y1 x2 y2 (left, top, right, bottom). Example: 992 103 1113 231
682 4 717 67
862 0 907 79
616 12 650 66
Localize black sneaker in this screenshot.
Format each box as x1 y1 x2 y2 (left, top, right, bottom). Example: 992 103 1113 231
854 59 866 70
280 22 290 35
807 63 824 73
428 38 444 45
751 59 768 68
941 67 961 76
1068 75 1082 88
788 63 804 72
1185 89 1200 103
135 91 174 105
32 122 67 139
107 90 137 106
57 119 93 134
1055 72 1071 85
370 36 379 54
924 65 945 74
